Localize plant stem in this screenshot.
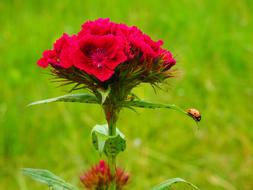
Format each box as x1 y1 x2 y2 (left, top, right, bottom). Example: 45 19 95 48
104 105 119 190
108 115 116 176
108 156 116 190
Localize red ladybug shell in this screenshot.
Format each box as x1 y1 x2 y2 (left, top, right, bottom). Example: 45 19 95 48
187 108 201 122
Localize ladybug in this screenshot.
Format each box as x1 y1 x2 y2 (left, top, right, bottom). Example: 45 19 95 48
187 108 201 122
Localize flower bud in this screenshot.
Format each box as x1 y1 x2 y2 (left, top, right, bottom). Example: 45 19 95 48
80 160 129 190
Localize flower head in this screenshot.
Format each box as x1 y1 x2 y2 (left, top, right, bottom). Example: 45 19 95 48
37 18 176 102
80 160 129 190
73 34 127 81
37 33 77 68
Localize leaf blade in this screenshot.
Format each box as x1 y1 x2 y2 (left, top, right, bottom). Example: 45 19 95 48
22 168 79 190
28 93 99 106
121 100 201 122
151 177 200 190
122 100 186 113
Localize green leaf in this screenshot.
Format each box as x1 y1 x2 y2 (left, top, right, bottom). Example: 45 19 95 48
91 124 126 156
151 178 199 190
122 100 186 113
104 134 126 157
121 100 198 121
92 124 109 154
28 93 99 106
22 168 79 190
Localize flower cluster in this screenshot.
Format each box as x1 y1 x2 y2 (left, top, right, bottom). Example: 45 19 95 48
80 160 129 190
38 18 176 91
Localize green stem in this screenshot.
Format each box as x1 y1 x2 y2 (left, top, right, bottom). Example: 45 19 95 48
108 156 116 190
108 116 116 175
104 105 119 190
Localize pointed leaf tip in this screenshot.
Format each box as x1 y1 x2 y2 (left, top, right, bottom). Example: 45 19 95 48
22 168 79 190
27 93 99 107
97 87 111 104
151 177 200 190
122 100 202 124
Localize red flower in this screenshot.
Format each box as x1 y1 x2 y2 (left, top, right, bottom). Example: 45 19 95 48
73 34 127 81
115 167 129 189
116 25 164 59
80 160 129 190
37 18 176 83
37 49 57 68
53 33 77 68
129 32 163 59
160 49 176 68
78 18 114 36
37 34 76 68
77 19 164 60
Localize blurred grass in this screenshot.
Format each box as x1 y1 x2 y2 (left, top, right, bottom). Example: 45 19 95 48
0 0 253 189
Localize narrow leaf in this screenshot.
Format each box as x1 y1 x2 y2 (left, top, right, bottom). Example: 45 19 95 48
121 100 200 122
151 177 199 190
122 100 186 113
28 93 99 106
22 168 79 190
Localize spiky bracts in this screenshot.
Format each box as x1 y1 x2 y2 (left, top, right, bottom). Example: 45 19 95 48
80 160 129 190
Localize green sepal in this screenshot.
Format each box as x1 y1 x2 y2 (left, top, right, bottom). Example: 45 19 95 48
28 93 99 106
151 177 199 190
22 168 79 190
97 87 111 104
127 93 141 100
91 124 126 156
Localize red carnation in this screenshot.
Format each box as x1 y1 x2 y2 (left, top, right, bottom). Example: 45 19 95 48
73 34 127 81
122 26 163 59
37 33 76 68
161 49 176 68
53 33 77 68
37 18 176 85
78 18 114 36
37 49 57 68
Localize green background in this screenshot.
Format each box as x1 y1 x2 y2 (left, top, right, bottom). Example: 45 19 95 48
0 0 252 189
